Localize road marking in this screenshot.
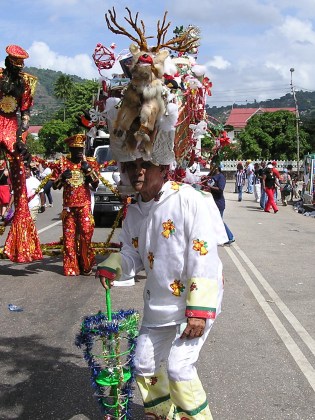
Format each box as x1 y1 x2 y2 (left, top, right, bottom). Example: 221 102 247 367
224 244 315 392
37 221 62 234
232 243 315 357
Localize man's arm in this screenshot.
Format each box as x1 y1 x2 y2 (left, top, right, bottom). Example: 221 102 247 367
183 190 223 339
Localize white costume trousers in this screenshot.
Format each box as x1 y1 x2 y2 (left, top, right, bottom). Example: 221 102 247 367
135 321 214 419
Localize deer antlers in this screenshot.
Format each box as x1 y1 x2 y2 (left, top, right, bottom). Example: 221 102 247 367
105 7 200 53
105 7 153 52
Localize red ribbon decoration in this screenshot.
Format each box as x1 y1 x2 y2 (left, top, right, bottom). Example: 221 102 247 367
92 43 116 75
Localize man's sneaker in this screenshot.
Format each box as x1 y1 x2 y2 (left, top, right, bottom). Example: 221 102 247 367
113 278 135 287
224 238 235 246
48 203 53 207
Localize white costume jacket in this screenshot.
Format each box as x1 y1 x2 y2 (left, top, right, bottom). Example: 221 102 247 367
120 181 224 327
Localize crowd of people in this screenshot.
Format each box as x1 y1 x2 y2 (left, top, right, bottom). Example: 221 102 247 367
234 160 299 213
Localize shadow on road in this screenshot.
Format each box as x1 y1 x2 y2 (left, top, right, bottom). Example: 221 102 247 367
0 334 144 420
0 256 64 277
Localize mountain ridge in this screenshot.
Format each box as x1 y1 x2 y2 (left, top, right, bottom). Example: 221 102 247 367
24 66 315 125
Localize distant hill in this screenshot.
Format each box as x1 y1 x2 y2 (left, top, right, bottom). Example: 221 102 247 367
206 91 315 124
24 67 90 125
23 66 315 126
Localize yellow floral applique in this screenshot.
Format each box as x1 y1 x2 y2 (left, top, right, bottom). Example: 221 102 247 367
132 237 139 248
192 239 208 256
170 279 185 297
161 219 176 238
148 252 154 269
171 182 180 191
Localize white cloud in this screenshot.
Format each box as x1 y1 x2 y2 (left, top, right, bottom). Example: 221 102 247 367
278 16 315 44
28 41 98 79
205 56 231 70
1 1 314 107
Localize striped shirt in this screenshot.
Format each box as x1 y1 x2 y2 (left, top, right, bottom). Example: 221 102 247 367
235 170 246 186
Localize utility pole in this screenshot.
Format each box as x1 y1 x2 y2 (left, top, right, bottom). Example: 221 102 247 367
290 68 300 179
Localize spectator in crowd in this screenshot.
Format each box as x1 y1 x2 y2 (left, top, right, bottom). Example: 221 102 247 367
245 159 254 194
279 168 292 206
208 164 235 244
39 162 54 207
262 163 280 213
30 162 40 179
259 161 267 209
25 164 45 220
286 164 298 201
271 161 280 179
235 162 246 202
271 160 280 202
253 162 261 203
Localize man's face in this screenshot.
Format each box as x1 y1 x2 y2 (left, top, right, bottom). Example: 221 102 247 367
70 147 84 161
8 61 23 77
24 167 31 178
123 159 164 199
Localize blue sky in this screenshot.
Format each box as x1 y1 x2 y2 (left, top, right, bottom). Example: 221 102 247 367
1 0 315 106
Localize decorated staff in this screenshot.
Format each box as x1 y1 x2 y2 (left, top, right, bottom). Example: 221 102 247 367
51 134 100 276
76 277 139 419
0 45 42 262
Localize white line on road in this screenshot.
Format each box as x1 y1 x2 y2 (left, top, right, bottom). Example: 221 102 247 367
37 221 62 234
233 243 315 358
224 244 315 393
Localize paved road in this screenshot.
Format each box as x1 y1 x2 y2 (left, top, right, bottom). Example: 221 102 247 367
0 184 314 420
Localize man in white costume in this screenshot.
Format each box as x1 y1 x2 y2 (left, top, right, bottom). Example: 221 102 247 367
97 157 225 419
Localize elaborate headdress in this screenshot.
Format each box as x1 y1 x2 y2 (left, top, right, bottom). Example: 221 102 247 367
6 45 29 68
102 7 202 166
64 134 86 148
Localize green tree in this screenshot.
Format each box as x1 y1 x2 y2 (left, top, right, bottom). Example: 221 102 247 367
38 119 73 157
54 75 74 121
38 80 100 156
26 133 46 156
301 109 315 152
238 111 310 160
54 80 99 129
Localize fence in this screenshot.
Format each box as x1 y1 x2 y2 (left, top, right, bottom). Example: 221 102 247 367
220 160 303 172
219 160 303 180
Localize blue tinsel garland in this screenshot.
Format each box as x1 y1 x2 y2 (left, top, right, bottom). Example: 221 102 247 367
75 309 139 419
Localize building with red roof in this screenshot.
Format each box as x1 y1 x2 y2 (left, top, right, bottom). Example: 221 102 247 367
28 126 42 139
225 107 296 141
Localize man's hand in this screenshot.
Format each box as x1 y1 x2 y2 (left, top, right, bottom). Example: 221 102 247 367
61 169 72 181
97 275 114 290
180 318 206 339
96 253 122 289
81 161 92 175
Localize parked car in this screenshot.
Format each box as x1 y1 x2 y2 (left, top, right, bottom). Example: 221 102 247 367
93 145 123 225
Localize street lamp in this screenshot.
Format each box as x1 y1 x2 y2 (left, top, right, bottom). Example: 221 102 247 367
290 68 300 179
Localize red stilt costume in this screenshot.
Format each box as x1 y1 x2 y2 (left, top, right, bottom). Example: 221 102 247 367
0 45 42 262
51 134 100 276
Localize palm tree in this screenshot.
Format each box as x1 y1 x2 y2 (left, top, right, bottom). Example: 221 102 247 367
54 75 74 121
